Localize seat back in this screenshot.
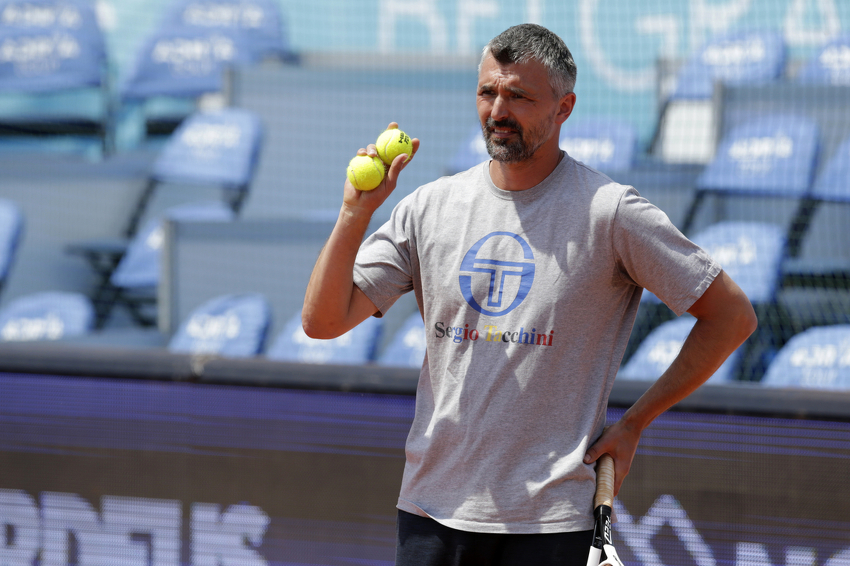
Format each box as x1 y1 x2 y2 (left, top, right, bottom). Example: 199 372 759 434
0 199 23 287
811 134 850 203
672 31 786 100
761 325 850 389
0 0 108 153
160 0 292 62
0 0 106 94
121 27 247 100
796 35 850 86
0 291 94 341
168 293 270 357
123 108 261 238
121 0 292 101
559 118 636 172
267 312 383 365
696 114 819 197
377 312 426 369
152 108 263 192
110 201 234 289
692 221 786 304
619 316 740 383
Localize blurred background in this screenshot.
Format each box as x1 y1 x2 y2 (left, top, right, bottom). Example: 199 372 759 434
1 1 849 565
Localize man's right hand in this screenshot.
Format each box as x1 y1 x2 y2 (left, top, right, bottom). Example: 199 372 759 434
342 122 419 217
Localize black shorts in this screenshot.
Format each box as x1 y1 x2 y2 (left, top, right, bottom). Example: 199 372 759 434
395 510 594 566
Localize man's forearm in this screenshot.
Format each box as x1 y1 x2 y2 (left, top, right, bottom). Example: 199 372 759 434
302 205 374 339
620 309 755 432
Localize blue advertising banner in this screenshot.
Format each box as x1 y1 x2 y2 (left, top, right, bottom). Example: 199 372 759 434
1 372 849 566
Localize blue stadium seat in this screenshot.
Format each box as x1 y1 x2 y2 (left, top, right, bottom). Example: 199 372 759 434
106 200 234 325
619 316 740 383
150 107 264 206
121 107 262 240
0 199 23 297
168 293 271 357
110 201 234 290
559 118 637 172
118 0 293 141
448 124 488 174
160 0 293 63
682 113 820 234
672 31 786 100
796 35 850 86
0 0 110 156
761 325 850 389
0 291 94 341
267 312 383 365
377 312 426 369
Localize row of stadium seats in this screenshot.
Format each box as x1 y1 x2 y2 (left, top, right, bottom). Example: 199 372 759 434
0 0 294 156
1 286 848 389
621 316 850 390
0 290 428 368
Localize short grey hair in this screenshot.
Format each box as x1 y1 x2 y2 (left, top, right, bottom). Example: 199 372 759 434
480 23 577 97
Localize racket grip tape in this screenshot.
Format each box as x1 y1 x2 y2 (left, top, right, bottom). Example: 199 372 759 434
594 454 615 509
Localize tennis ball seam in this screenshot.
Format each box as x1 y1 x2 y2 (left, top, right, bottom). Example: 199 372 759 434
347 155 385 191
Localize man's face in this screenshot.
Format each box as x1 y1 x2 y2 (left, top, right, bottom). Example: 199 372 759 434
476 53 566 163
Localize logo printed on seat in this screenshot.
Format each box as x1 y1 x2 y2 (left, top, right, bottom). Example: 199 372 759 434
459 232 535 316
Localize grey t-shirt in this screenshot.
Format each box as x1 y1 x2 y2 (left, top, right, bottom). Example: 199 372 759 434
353 154 720 534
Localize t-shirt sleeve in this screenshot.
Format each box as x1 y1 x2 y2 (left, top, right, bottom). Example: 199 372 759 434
612 187 721 316
352 199 416 317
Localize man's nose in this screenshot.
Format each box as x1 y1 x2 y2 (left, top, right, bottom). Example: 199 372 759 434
490 95 511 122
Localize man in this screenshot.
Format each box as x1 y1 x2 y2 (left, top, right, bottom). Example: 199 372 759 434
303 23 756 565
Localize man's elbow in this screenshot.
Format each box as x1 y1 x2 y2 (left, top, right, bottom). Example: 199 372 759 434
301 312 339 340
735 299 759 344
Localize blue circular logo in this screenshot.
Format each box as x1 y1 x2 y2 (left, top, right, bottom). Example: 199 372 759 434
459 232 535 316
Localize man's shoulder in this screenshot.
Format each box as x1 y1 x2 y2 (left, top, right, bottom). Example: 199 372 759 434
560 156 636 206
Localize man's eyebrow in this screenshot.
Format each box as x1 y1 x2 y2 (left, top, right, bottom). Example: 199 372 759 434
477 83 533 97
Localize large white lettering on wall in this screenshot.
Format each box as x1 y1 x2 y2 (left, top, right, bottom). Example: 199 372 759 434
614 495 850 566
0 489 269 566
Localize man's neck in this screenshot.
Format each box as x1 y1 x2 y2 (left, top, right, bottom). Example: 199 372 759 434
489 147 564 192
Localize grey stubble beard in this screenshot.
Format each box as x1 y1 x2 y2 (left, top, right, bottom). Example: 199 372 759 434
483 117 551 163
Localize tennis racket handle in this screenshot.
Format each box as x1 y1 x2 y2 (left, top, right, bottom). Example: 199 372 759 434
594 454 615 509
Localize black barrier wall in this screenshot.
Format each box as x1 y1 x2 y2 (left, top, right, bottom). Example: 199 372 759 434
1 355 850 566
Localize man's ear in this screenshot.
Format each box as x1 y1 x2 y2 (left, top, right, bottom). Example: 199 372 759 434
556 92 577 125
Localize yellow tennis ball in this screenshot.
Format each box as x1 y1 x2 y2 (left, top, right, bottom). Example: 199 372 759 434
376 128 413 166
346 155 385 191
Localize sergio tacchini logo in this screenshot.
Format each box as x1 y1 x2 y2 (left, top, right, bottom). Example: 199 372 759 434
459 232 535 316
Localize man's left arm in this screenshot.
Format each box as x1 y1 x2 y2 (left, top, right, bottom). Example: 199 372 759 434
583 269 757 494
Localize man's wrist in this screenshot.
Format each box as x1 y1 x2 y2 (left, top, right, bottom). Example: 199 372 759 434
339 202 374 228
